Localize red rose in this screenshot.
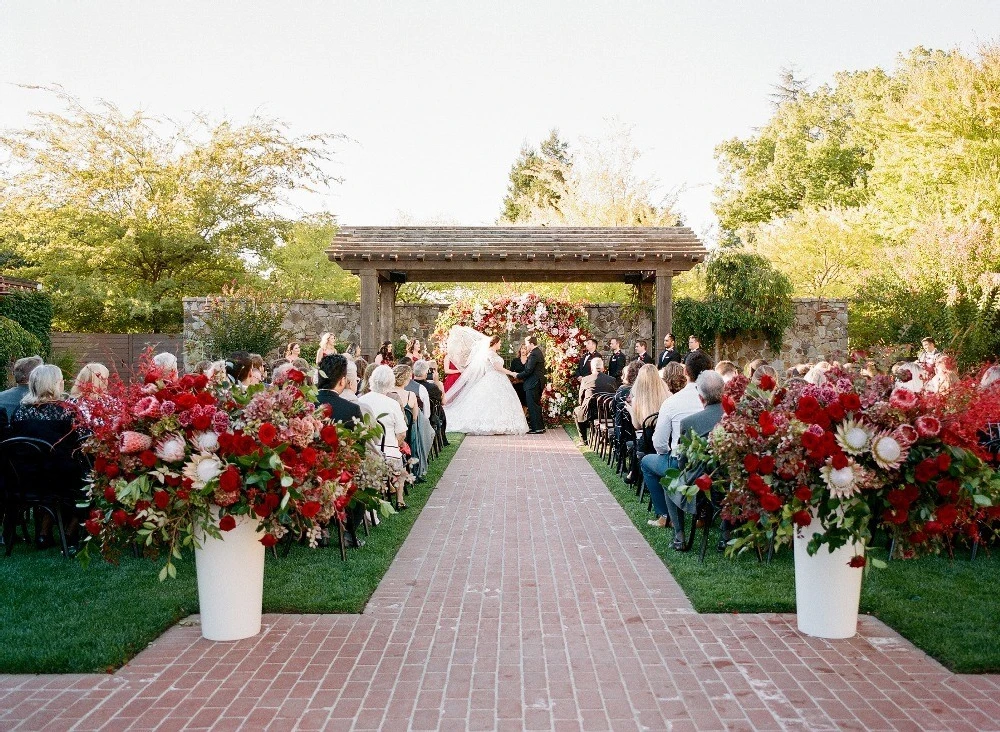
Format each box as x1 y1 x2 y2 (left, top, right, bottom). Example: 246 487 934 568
176 489 190 502
760 420 778 437
936 452 951 472
936 504 958 526
153 490 170 510
179 374 196 389
299 447 318 467
139 450 157 468
826 402 845 423
758 374 776 392
722 395 736 415
936 478 960 498
795 395 821 422
280 448 299 466
792 510 812 527
300 500 322 518
288 369 305 384
831 452 849 471
218 514 237 532
219 465 242 493
887 489 911 508
192 414 212 431
882 508 909 525
258 423 278 447
111 509 128 526
839 392 862 412
197 391 216 406
694 474 713 492
915 458 939 483
794 485 812 502
743 454 760 473
759 492 783 512
135 500 151 513
923 520 944 535
902 484 919 503
758 455 776 475
338 470 353 484
164 474 182 487
94 456 108 473
174 393 197 410
193 374 209 390
747 473 767 495
847 555 866 568
320 425 339 448
103 486 117 503
84 518 102 536
259 533 278 547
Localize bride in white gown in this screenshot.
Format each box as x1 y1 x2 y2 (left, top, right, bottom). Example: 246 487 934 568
444 328 529 436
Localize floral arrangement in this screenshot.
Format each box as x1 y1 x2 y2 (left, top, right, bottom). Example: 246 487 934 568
431 293 593 422
76 361 381 579
672 368 1000 564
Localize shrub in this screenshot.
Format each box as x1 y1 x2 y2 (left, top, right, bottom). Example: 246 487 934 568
190 285 287 361
0 291 53 357
0 316 43 389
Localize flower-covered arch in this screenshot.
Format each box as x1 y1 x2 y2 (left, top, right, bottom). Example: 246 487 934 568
432 294 592 422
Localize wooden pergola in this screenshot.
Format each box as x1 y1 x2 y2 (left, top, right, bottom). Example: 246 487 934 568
327 226 708 357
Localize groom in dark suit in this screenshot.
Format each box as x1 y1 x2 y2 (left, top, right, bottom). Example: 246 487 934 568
516 335 546 434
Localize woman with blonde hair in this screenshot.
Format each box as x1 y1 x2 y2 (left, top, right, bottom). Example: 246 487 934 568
360 362 378 395
70 362 110 398
628 364 670 429
315 333 337 365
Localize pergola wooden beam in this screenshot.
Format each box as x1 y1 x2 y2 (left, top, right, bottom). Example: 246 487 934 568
328 226 709 357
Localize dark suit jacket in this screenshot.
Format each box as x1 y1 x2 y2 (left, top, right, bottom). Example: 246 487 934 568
575 351 602 378
677 402 724 441
607 350 627 381
573 372 617 423
657 348 681 369
683 348 705 367
637 351 654 365
516 347 546 390
317 390 363 425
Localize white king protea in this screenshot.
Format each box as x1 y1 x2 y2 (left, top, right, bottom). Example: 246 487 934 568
871 432 908 470
821 460 859 499
835 418 872 456
182 453 224 489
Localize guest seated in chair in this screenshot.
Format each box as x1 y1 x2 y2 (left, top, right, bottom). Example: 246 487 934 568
0 355 43 421
573 357 617 443
316 354 363 426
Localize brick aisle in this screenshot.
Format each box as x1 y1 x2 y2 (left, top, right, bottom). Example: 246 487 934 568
1 430 999 731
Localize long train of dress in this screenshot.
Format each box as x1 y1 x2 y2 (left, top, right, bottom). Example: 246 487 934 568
445 351 528 436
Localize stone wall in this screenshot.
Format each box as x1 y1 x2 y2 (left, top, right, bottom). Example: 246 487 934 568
183 297 846 369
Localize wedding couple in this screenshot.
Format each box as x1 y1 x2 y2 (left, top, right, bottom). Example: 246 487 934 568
444 326 546 436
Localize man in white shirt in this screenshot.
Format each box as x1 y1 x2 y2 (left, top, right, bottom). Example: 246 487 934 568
339 360 376 422
640 351 714 537
917 337 940 378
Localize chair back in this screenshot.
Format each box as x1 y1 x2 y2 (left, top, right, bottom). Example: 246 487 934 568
639 413 658 455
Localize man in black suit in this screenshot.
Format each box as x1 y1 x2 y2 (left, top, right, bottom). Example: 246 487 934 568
657 333 682 369
317 354 363 425
575 338 600 378
606 338 627 382
413 359 448 446
684 335 704 368
635 340 654 365
515 335 546 434
573 357 617 442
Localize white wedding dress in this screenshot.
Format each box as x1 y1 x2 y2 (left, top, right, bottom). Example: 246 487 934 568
445 338 529 436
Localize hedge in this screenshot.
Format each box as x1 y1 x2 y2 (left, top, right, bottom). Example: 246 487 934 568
0 291 53 357
0 316 43 390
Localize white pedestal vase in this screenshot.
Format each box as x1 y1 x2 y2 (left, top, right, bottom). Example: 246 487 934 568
793 520 864 639
194 508 266 641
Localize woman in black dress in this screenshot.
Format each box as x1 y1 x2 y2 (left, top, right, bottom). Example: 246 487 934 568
510 343 530 408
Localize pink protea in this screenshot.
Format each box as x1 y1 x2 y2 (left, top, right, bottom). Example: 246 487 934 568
120 431 153 454
133 396 160 419
915 415 942 438
894 424 919 446
889 388 919 411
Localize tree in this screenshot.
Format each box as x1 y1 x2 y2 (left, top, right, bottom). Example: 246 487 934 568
500 129 571 224
267 214 358 301
0 88 339 332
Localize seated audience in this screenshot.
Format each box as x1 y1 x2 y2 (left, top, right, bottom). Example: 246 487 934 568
0 355 43 419
803 361 831 386
640 352 713 537
340 359 376 422
715 361 739 383
413 359 446 442
926 355 960 394
227 352 265 387
360 362 378 395
358 365 409 509
613 360 642 449
316 354 363 425
752 363 778 388
628 364 670 429
69 362 110 399
662 361 687 395
744 358 764 380
152 352 178 380
573 357 617 442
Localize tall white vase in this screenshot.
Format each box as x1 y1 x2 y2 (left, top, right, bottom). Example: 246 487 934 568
793 520 864 639
194 509 266 641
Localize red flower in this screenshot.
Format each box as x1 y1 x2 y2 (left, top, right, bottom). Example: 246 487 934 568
916 416 942 438
923 520 944 535
909 530 927 544
936 504 959 526
747 473 767 495
192 414 212 431
757 374 776 392
792 510 812 527
164 474 182 487
745 425 759 439
299 447 318 467
103 486 117 503
197 391 216 406
882 508 909 525
794 486 812 502
174 393 197 410
111 509 128 526
260 533 277 547
300 501 322 518
84 518 102 536
831 451 849 471
936 478 960 498
757 455 776 475
280 448 299 466
839 392 861 412
320 425 339 448
914 458 939 483
139 450 157 468
258 422 278 448
192 374 209 390
847 555 866 568
218 514 237 532
219 465 242 493
795 395 821 423
936 452 952 472
826 402 845 423
722 395 736 415
135 500 151 513
743 454 760 473
338 470 353 484
759 492 783 512
153 490 170 510
288 369 305 384
694 474 713 492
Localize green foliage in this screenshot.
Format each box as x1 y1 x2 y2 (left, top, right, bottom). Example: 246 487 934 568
0 316 43 389
500 128 571 223
673 250 794 351
0 290 52 356
0 89 338 332
266 214 359 301
189 285 287 361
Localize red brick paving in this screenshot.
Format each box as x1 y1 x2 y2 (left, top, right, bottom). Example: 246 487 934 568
1 430 999 731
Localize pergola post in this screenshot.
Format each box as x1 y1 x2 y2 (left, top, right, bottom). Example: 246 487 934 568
655 268 673 347
378 277 396 346
359 268 379 359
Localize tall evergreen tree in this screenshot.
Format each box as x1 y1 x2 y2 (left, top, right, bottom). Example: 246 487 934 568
500 129 571 223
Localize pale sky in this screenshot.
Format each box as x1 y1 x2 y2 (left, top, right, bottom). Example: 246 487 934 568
1 1 996 243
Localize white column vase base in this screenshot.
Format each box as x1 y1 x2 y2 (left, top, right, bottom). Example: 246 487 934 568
793 521 864 639
194 509 265 641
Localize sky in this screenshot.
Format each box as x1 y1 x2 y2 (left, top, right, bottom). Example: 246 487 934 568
0 1 997 243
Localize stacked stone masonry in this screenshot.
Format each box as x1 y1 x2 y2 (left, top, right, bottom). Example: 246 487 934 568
183 297 847 370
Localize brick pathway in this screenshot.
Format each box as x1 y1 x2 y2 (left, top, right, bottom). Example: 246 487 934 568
2 430 999 731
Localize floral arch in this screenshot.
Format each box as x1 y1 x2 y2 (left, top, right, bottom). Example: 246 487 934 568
432 294 593 422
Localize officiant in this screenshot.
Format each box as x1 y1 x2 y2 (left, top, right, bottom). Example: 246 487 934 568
510 343 529 407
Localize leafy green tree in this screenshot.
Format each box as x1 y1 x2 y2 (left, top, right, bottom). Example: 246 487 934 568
0 89 338 332
267 214 358 301
500 129 571 223
187 284 287 362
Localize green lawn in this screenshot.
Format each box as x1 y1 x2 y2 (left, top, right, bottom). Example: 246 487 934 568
568 426 1000 674
0 434 464 674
